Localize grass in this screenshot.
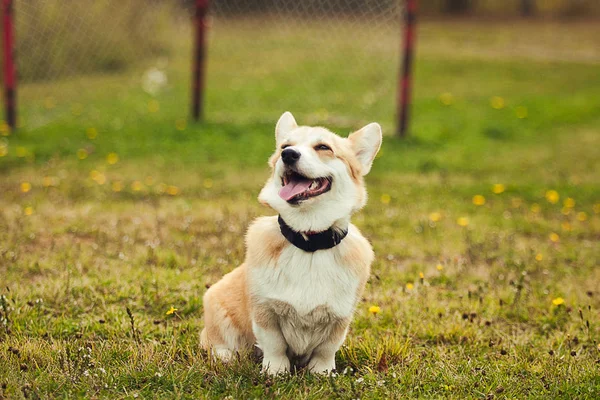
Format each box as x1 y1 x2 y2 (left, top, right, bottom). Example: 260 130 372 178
1 18 600 399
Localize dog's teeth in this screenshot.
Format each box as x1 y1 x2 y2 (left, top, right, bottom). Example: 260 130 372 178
309 181 316 190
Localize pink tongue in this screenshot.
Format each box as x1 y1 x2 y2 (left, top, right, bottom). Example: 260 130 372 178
279 178 313 201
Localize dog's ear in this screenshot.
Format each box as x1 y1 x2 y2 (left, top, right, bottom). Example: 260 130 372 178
348 123 382 175
275 111 298 145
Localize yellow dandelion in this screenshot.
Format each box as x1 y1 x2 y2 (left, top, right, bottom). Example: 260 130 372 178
490 96 505 110
439 92 454 106
77 148 88 160
594 203 600 214
203 178 213 189
368 305 381 315
86 127 98 140
429 212 442 222
563 198 575 208
492 184 505 194
576 212 587 222
0 143 7 157
511 197 522 208
166 185 180 196
148 99 160 113
436 264 444 271
23 206 33 216
112 181 123 192
380 193 391 205
561 207 571 216
535 253 543 262
552 297 564 306
473 195 486 206
549 232 560 243
419 272 425 279
531 203 541 213
106 152 119 165
175 118 187 131
406 283 414 290
20 182 31 193
545 190 559 204
457 217 469 227
71 103 84 116
515 106 528 119
166 306 178 315
0 121 10 136
16 146 27 158
44 96 56 109
561 222 571 232
131 181 144 192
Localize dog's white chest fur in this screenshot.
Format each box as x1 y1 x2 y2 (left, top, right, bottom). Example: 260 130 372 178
251 246 360 317
249 241 361 356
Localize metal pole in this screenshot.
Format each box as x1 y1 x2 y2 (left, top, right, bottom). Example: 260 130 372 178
397 0 417 137
191 0 209 121
2 0 16 130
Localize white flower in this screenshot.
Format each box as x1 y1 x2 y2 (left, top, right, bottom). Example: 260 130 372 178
142 68 168 95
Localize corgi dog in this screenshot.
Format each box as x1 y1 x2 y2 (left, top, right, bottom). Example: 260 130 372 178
201 112 382 375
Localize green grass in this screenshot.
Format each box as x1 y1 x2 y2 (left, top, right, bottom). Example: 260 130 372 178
1 19 600 399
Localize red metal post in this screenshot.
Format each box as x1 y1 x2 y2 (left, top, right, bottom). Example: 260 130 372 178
2 0 16 130
397 0 418 137
191 0 209 121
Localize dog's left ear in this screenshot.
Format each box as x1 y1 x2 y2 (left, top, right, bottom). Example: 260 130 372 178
275 111 298 145
348 123 382 175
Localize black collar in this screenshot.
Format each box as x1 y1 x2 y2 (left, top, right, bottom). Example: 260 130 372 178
278 216 348 252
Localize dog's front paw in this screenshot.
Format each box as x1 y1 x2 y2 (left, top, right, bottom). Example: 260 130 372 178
262 356 290 376
308 356 336 375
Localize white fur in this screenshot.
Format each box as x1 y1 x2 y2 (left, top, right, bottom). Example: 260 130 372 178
249 229 362 317
249 226 364 362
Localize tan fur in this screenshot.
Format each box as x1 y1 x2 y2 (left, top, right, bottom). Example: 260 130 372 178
201 265 255 351
245 217 288 266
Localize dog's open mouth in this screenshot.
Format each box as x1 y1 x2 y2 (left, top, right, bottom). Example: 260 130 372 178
279 170 332 203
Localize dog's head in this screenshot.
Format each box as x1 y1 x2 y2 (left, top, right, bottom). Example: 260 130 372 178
259 112 382 233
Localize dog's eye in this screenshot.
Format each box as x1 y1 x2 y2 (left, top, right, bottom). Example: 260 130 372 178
315 144 331 151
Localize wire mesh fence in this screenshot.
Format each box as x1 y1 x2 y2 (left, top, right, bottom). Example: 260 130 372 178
5 0 404 131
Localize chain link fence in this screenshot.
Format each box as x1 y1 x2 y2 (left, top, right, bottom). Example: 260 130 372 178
4 0 405 131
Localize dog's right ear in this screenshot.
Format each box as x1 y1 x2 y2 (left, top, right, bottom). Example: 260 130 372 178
348 122 382 176
275 111 298 145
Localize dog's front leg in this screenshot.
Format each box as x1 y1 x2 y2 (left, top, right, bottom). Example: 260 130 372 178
253 323 290 375
308 323 349 375
251 306 290 376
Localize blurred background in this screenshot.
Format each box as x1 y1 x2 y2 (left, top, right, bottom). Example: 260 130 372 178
8 0 600 132
1 1 600 397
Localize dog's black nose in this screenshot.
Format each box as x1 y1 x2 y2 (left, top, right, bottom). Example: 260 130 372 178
281 148 301 165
